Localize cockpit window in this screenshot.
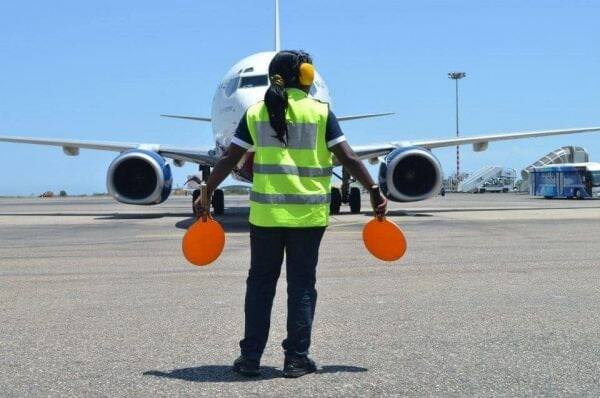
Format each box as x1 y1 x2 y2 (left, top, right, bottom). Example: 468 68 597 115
240 75 269 89
225 76 240 97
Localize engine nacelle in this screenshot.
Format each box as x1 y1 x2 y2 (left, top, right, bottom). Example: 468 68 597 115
107 150 172 205
378 147 443 202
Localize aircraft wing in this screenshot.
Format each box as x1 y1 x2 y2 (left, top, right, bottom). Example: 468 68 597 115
159 112 395 123
160 114 212 122
0 135 218 165
350 126 600 160
3 125 600 166
337 112 394 122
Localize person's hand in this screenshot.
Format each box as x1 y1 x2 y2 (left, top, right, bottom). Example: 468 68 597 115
193 196 206 219
193 189 212 220
369 186 387 219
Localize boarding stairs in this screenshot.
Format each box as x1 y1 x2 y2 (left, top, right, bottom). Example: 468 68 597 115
457 166 514 193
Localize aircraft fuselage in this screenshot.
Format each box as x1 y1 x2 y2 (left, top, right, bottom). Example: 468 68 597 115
210 51 332 157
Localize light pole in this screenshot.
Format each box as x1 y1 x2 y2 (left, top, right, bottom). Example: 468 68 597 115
448 71 466 187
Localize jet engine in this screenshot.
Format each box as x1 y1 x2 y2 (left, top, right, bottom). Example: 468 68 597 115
378 147 443 202
106 150 172 205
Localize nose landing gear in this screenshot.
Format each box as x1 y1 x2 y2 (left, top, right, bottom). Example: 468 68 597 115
211 189 225 214
330 168 362 215
330 187 342 214
191 165 225 217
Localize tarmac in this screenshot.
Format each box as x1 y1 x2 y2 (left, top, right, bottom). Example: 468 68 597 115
1 193 600 396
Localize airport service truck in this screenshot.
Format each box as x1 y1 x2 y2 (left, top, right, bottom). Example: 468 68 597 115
478 177 514 193
529 163 600 199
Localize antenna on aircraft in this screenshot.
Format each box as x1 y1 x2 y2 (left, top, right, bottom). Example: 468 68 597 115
275 0 281 51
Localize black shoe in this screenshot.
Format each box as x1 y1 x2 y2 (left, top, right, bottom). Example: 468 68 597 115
232 356 260 377
283 356 317 378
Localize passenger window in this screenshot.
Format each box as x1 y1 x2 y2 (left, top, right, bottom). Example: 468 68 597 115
239 75 269 88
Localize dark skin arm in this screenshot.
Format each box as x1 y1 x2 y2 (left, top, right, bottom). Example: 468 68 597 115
329 141 388 217
193 143 247 215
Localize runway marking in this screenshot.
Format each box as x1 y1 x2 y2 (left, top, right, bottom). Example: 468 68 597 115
136 234 184 239
134 222 401 239
328 221 365 229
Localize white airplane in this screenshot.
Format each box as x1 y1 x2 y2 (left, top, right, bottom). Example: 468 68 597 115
1 0 600 215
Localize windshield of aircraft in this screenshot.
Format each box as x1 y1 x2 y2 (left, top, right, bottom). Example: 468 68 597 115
225 76 240 97
240 75 269 88
589 171 600 186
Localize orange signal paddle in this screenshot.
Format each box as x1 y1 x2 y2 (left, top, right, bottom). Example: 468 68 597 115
182 184 225 266
362 216 407 262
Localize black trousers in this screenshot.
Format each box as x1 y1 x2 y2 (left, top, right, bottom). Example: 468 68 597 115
239 225 326 360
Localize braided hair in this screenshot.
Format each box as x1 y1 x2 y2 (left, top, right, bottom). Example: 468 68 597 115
264 50 313 146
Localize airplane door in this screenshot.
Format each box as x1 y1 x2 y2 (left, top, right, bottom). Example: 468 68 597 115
558 172 563 197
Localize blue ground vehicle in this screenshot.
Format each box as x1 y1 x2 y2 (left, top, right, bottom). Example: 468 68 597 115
530 163 600 199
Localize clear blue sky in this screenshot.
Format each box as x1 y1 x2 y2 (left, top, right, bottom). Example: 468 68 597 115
1 0 599 195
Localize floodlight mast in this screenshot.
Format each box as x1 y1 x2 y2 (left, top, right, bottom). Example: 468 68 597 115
448 71 466 185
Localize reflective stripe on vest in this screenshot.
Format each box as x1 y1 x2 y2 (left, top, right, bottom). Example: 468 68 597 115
255 122 318 149
250 192 332 205
247 88 332 227
253 164 333 178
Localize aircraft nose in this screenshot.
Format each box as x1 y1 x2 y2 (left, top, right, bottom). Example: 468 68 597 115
236 88 268 111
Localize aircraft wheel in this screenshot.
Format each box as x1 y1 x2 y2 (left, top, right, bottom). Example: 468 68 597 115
330 187 342 215
212 189 225 215
574 189 583 200
349 187 361 214
192 189 200 217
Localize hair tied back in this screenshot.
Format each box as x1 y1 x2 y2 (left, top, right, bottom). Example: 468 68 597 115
264 74 289 146
270 74 285 87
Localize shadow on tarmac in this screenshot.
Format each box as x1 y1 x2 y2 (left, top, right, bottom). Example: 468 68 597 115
175 216 251 233
96 213 188 220
384 211 432 217
175 206 252 233
3 202 598 222
0 212 190 218
143 364 367 382
381 204 600 217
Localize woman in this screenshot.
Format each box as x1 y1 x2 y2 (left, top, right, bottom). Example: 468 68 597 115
196 50 387 378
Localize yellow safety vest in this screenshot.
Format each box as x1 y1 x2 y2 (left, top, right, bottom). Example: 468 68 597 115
246 88 332 227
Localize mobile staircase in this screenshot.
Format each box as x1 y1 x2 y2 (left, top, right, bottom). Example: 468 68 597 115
457 166 516 193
